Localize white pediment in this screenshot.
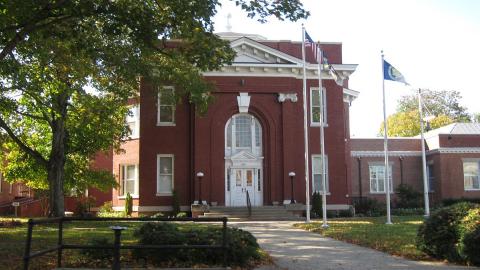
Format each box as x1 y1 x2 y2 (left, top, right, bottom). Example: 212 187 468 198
230 150 259 161
230 37 300 65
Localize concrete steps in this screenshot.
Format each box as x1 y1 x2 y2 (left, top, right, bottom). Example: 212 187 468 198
203 206 303 221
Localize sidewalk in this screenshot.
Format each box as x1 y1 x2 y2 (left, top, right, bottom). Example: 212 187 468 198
231 221 477 270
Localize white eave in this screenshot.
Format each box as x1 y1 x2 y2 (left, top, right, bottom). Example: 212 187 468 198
343 87 360 104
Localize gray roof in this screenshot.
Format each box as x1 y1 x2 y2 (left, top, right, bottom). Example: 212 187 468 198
424 123 480 138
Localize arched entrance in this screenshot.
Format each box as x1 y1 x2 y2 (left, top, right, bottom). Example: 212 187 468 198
224 114 263 206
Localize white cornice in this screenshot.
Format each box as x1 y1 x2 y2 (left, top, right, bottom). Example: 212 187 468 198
343 88 360 104
351 151 422 157
429 147 480 154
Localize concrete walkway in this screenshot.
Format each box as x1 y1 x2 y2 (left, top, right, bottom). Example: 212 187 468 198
231 221 477 270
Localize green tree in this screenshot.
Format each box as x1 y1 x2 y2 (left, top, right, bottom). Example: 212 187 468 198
379 89 469 137
473 113 480 123
380 111 453 137
397 89 471 122
0 1 309 216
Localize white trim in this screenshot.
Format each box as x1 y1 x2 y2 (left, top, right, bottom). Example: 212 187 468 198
343 88 360 103
368 164 393 194
430 147 480 154
462 159 480 191
351 151 422 157
157 154 174 195
119 164 139 197
157 86 176 126
126 105 140 139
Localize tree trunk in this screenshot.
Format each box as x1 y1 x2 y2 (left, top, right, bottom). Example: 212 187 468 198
48 92 69 217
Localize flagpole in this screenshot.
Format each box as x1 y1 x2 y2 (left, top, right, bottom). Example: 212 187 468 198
381 51 393 225
418 88 430 217
302 24 311 223
317 47 328 228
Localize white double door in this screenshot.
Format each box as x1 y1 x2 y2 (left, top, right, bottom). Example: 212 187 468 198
231 168 256 206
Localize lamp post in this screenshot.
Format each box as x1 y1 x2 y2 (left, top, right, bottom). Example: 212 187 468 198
289 172 296 204
196 172 204 205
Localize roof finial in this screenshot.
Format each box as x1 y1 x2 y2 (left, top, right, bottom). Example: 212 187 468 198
226 13 232 32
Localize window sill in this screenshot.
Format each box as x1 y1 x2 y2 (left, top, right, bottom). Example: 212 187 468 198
156 193 173 197
310 123 329 128
313 192 331 195
370 192 394 194
464 189 480 192
157 122 176 127
118 195 139 199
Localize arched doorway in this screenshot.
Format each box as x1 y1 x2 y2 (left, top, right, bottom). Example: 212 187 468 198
224 114 263 206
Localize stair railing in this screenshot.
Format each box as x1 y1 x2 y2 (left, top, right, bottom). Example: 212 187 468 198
246 190 252 217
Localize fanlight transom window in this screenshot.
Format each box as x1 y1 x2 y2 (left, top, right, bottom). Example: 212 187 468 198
225 114 262 156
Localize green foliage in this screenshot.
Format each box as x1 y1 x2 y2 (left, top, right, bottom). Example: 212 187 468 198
391 208 425 216
379 110 453 137
416 202 478 262
74 196 96 217
124 192 133 217
0 1 309 216
395 184 422 208
441 197 480 206
80 237 113 265
97 201 125 218
133 222 261 267
397 89 471 122
458 208 480 266
352 198 385 217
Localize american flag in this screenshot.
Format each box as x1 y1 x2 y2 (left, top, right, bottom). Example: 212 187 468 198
304 31 320 62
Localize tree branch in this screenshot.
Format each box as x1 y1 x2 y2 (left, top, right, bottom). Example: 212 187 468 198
0 115 48 167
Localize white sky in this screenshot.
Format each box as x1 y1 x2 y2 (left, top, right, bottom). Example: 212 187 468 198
213 0 480 138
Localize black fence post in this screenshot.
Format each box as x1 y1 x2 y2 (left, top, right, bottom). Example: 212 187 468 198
222 217 228 267
57 217 63 267
111 226 126 270
23 219 34 270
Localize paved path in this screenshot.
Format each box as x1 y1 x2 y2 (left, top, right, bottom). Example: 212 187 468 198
231 221 477 270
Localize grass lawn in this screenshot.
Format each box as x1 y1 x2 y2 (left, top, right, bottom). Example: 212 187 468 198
0 217 268 270
294 215 427 260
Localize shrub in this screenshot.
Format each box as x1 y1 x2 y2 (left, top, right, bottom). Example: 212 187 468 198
442 197 480 207
133 222 260 267
458 208 480 266
416 202 477 262
395 184 422 208
97 201 125 218
81 237 113 263
391 208 425 216
310 192 322 218
352 197 385 217
124 193 133 217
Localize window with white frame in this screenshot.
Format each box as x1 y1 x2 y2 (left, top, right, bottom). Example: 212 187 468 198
225 114 262 156
157 86 175 125
312 155 329 193
157 154 174 195
463 160 480 190
119 165 138 197
369 164 393 193
310 87 327 126
126 105 140 139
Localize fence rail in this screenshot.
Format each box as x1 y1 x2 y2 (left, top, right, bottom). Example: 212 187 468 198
23 216 228 270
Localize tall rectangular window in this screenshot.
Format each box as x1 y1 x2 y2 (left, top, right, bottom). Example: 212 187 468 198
126 105 140 139
157 154 174 195
157 86 175 125
369 164 393 193
427 163 435 192
463 160 480 191
119 165 138 197
310 87 327 126
312 155 329 193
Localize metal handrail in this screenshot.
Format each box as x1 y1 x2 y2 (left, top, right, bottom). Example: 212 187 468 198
23 216 229 270
246 190 252 217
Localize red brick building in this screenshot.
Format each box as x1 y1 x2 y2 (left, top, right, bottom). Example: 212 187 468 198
351 123 480 206
110 33 359 213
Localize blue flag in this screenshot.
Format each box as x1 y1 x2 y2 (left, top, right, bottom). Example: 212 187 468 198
383 60 408 85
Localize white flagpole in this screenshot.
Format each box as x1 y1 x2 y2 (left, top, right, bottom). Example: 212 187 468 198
418 88 430 217
302 25 311 223
381 51 393 225
317 47 328 228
